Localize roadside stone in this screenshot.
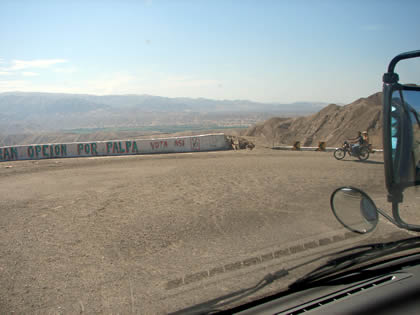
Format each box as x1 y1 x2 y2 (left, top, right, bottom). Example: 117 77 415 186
224 261 242 271
166 278 183 290
209 266 225 277
319 238 332 246
274 248 290 258
184 271 209 284
333 235 345 242
304 241 318 249
289 244 305 254
261 253 274 262
344 232 358 239
243 257 261 267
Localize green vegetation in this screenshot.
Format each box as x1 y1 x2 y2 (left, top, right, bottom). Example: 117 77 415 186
63 125 246 134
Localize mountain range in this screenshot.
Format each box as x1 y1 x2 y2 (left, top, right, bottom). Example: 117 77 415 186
0 91 384 148
245 92 382 147
0 92 327 135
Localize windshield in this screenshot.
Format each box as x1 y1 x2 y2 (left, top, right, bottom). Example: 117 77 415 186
0 1 419 314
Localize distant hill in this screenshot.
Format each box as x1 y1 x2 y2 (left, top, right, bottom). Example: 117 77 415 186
0 92 326 113
245 92 383 147
0 92 327 135
0 92 384 148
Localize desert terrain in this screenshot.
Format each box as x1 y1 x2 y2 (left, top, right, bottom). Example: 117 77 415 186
0 91 383 150
1 90 418 313
1 145 418 314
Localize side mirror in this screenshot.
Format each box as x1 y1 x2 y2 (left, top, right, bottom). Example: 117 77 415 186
330 187 379 234
330 187 408 234
383 50 420 202
382 50 420 232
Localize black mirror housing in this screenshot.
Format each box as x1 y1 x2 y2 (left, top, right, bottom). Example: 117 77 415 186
382 50 420 202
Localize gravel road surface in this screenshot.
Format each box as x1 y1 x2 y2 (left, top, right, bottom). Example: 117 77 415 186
0 148 416 313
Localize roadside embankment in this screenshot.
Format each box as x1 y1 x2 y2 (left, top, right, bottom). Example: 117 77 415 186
0 134 229 162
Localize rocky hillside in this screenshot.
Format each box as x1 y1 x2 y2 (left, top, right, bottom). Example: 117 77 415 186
245 92 383 148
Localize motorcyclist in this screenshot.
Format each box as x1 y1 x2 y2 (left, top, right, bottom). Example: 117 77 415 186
362 131 371 152
362 131 369 144
348 131 364 156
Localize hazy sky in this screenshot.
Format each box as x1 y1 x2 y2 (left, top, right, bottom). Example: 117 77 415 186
0 0 419 104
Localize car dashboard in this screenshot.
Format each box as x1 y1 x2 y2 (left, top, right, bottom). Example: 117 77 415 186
234 253 420 315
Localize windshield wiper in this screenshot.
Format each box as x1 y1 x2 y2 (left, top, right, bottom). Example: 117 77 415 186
289 236 420 289
171 236 420 315
169 268 289 315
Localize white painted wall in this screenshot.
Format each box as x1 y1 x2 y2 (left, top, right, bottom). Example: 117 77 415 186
0 134 229 162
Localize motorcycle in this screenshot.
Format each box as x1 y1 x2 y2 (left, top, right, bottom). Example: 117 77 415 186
333 140 369 161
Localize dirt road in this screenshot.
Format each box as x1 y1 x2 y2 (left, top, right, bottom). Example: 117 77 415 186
0 148 409 313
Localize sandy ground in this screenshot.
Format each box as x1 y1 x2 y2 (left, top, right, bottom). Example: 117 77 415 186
0 148 417 314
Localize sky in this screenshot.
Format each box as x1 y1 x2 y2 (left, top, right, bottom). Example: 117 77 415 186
0 0 420 104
